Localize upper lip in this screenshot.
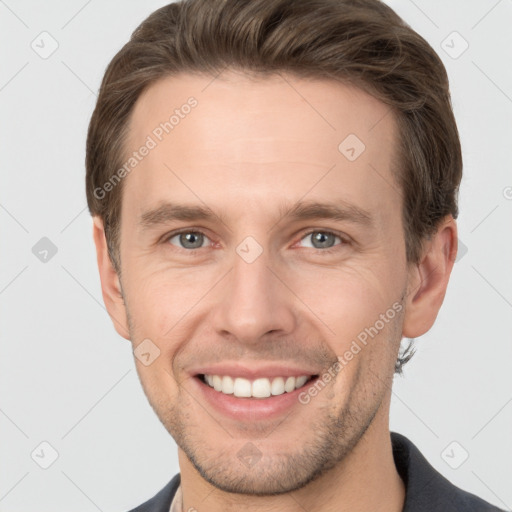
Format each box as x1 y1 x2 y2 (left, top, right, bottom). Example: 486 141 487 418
191 363 320 380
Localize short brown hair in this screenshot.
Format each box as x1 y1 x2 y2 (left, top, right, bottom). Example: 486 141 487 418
86 0 462 371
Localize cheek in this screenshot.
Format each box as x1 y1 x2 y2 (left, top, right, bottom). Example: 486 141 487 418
122 263 206 337
291 260 402 336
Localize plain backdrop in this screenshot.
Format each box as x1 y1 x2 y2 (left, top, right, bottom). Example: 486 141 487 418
1 0 511 510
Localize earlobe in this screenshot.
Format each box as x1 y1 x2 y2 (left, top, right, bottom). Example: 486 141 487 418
92 216 131 340
402 216 458 338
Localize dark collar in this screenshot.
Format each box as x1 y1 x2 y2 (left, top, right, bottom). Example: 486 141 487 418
391 431 503 511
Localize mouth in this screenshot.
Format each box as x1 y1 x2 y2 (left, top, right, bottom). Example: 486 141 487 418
192 372 320 421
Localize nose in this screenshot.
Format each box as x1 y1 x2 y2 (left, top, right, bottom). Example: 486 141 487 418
211 243 296 345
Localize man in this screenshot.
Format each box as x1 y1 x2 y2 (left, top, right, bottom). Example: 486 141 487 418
86 0 503 510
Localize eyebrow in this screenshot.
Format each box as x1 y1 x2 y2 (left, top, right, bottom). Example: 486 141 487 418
278 200 374 227
139 199 374 230
140 203 225 228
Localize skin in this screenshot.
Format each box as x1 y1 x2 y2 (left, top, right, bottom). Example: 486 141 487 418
93 70 457 512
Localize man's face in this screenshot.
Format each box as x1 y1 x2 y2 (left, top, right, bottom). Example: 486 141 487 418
115 71 410 494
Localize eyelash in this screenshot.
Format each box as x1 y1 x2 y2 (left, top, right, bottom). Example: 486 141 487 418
163 228 349 255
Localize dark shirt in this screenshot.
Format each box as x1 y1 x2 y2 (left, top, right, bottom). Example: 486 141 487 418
128 431 504 511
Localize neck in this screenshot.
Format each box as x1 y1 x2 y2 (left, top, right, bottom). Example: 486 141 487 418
177 400 405 512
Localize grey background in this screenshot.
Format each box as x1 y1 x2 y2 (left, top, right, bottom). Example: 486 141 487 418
1 0 511 510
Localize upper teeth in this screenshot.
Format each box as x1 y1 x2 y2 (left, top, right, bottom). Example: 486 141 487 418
204 375 311 398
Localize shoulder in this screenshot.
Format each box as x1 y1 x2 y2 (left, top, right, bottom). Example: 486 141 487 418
127 473 181 512
391 432 505 512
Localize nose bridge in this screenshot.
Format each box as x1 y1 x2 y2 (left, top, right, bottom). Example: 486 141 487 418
212 236 295 343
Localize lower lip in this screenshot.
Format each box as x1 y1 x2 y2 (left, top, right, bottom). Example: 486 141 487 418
193 375 318 422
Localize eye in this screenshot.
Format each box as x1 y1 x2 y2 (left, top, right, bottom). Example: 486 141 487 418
167 230 210 250
297 230 346 251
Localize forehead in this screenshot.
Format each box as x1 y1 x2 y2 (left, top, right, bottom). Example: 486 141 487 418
123 70 400 225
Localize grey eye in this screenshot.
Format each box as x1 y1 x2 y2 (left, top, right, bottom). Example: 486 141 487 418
301 231 341 249
169 231 206 249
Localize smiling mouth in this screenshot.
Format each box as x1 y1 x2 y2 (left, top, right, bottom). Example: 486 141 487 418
196 373 319 399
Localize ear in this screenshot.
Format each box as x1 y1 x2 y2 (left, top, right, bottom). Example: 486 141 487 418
402 215 458 338
92 216 130 340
